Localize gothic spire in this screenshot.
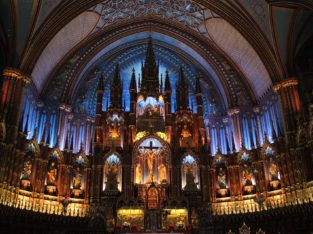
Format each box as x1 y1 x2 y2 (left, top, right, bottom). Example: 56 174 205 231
110 64 123 109
141 37 159 95
176 67 189 111
145 36 156 67
130 68 137 91
164 70 171 92
113 64 121 86
178 67 187 89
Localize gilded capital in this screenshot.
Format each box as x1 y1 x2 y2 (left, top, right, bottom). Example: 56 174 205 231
273 78 298 92
59 103 72 113
3 68 31 84
227 107 240 116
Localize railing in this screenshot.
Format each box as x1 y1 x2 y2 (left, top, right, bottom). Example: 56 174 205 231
0 183 88 217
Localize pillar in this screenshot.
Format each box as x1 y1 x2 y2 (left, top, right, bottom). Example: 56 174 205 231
273 79 301 145
1 68 31 144
228 108 241 151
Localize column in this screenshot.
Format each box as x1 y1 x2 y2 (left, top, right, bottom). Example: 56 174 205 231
1 68 31 144
228 108 241 151
58 103 72 150
273 79 300 145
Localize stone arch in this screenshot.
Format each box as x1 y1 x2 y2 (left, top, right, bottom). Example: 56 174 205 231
41 19 257 109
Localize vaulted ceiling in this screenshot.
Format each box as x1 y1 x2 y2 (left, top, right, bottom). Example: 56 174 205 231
0 0 312 114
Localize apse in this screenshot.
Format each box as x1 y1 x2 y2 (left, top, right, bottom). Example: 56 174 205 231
2 1 313 233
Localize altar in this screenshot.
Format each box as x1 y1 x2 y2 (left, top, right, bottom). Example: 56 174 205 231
117 208 189 232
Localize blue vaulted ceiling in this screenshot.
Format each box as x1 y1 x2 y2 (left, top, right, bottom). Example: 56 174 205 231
71 40 224 117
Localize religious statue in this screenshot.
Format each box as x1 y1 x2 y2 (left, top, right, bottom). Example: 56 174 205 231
73 167 82 189
146 150 155 183
158 163 167 183
242 164 253 186
152 104 159 113
146 106 153 117
105 163 119 191
181 124 192 138
21 158 32 180
135 163 142 184
108 120 120 138
217 167 227 189
47 161 57 185
184 168 198 191
269 158 279 181
20 157 32 189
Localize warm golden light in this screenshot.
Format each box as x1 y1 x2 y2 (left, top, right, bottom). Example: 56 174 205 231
156 131 167 141
135 131 147 141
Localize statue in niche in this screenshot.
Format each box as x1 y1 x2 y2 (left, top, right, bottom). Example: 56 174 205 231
20 157 32 189
47 161 57 185
217 167 227 189
21 157 32 180
135 163 142 184
184 168 198 191
105 163 119 191
268 158 280 190
73 167 83 189
108 120 120 138
242 164 253 186
152 104 159 113
158 163 167 183
146 106 153 117
180 123 193 147
269 158 279 181
181 124 192 138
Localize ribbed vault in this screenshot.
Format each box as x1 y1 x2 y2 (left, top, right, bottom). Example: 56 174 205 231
8 0 286 112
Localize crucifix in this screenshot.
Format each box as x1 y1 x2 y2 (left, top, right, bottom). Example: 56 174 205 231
141 141 160 183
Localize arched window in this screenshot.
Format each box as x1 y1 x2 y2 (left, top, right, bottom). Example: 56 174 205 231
181 155 199 191
103 154 122 191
